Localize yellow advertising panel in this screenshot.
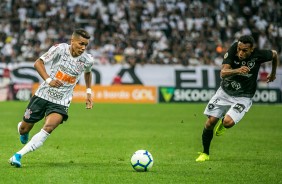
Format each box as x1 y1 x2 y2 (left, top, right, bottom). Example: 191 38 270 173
32 84 157 104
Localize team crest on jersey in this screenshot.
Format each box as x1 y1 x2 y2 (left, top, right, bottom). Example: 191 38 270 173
247 58 257 69
75 61 85 73
24 108 32 119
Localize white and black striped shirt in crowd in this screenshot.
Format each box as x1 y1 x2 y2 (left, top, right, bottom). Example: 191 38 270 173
35 43 94 107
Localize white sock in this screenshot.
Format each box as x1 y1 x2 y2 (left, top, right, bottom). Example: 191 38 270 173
17 129 50 156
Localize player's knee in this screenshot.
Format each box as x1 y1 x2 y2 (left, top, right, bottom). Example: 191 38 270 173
19 122 33 134
205 116 219 129
222 116 235 128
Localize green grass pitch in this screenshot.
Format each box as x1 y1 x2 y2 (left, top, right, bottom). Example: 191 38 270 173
1 101 282 183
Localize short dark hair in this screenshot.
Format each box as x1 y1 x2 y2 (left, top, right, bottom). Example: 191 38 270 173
73 28 90 39
238 35 255 47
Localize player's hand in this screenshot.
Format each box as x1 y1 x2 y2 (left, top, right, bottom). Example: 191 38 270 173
238 66 250 75
85 95 93 109
267 73 276 83
49 79 64 88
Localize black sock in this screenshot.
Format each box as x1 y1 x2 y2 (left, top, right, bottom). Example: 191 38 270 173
202 128 213 155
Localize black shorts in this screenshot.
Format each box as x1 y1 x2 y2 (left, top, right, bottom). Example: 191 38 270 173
23 95 69 123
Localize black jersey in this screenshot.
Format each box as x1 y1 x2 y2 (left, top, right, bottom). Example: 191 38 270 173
221 42 273 98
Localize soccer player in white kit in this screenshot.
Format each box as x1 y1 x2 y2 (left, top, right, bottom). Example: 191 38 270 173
9 29 95 167
196 35 279 162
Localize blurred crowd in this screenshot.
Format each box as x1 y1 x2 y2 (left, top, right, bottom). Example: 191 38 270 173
0 0 281 66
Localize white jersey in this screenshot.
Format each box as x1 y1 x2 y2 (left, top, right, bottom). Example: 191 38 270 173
35 43 94 107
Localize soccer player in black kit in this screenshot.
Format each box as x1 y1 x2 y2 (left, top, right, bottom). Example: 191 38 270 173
196 35 279 162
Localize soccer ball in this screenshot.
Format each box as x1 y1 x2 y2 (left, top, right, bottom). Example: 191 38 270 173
130 150 154 172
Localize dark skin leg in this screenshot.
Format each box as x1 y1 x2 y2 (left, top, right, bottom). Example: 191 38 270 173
18 121 34 135
18 113 63 135
205 116 219 130
222 115 235 128
205 114 235 129
201 114 236 155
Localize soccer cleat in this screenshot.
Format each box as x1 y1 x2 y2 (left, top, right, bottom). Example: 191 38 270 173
196 152 209 162
9 153 22 167
18 122 29 144
215 121 226 136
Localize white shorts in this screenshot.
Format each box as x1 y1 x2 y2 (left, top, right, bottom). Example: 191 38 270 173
204 87 252 124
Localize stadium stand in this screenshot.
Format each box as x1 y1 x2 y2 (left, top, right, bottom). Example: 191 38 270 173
0 0 281 66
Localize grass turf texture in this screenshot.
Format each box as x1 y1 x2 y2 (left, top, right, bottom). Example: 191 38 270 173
1 101 282 184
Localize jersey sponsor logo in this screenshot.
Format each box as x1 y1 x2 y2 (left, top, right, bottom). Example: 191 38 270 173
231 81 241 90
55 69 76 84
24 108 32 119
47 88 64 100
233 103 245 113
234 60 240 65
240 73 252 77
59 65 75 75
